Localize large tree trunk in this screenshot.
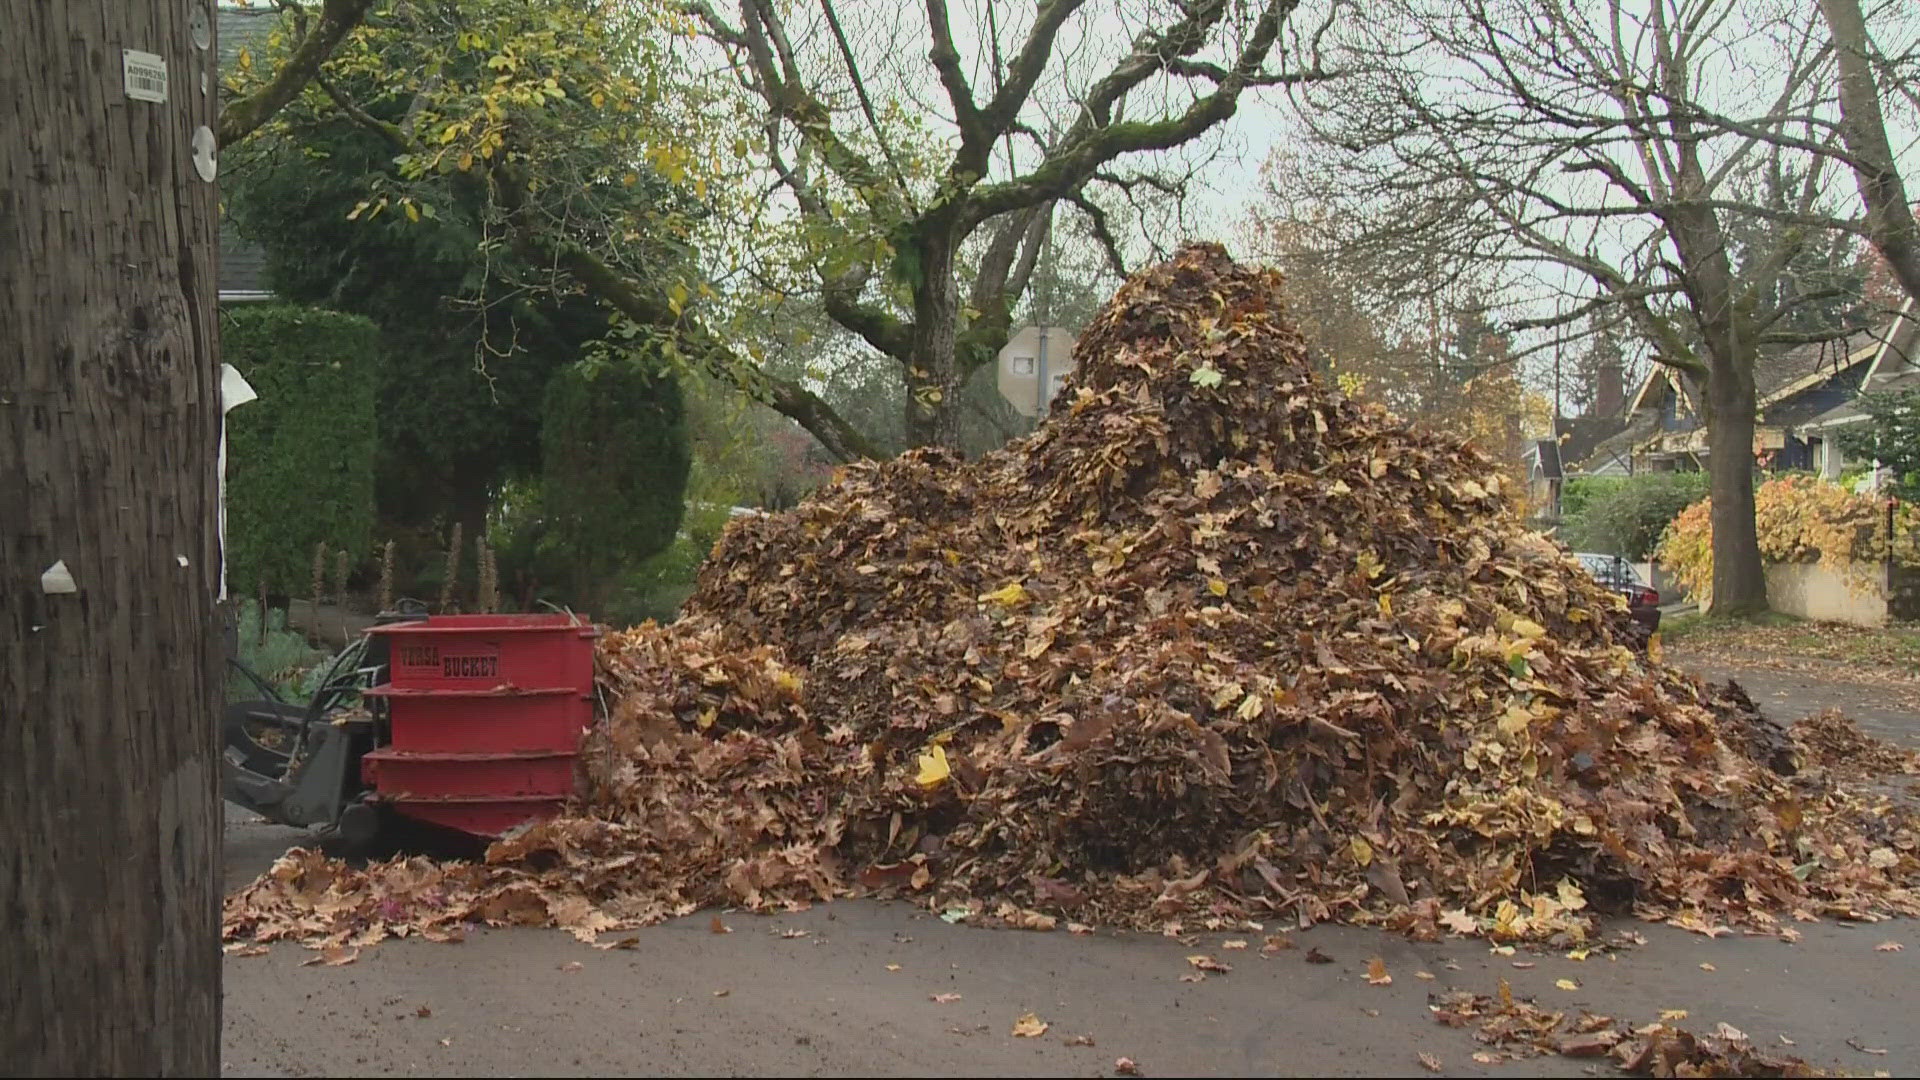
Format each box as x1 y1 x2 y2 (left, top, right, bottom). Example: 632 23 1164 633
1 3 223 1073
1700 358 1769 616
904 231 964 449
1820 0 1920 307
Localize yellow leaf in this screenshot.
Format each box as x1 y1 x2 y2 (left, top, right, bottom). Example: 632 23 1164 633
981 581 1028 606
1555 978 1579 990
1511 618 1547 640
1235 691 1265 720
1378 592 1393 617
1350 836 1374 867
1660 1009 1689 1021
1646 632 1664 663
458 152 474 171
1207 578 1228 597
1011 1012 1049 1038
404 202 420 223
915 745 951 788
1497 977 1514 1008
696 707 717 729
1367 957 1392 985
1498 705 1532 737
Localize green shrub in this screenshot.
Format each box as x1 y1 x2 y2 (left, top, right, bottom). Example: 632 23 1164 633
223 304 380 597
229 599 330 702
537 357 691 601
1557 472 1708 560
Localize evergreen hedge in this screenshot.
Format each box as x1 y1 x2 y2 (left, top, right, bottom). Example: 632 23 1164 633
223 304 379 597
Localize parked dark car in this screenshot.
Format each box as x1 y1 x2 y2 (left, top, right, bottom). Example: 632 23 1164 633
1573 552 1662 633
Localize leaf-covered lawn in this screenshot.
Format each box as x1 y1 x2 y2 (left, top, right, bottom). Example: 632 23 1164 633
1664 613 1920 670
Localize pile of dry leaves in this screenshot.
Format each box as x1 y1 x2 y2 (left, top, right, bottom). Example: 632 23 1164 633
225 245 1919 954
1792 711 1920 779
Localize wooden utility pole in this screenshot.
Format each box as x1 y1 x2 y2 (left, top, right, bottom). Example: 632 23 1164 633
1 3 224 1073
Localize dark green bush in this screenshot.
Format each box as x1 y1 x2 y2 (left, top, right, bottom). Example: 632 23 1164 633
1557 471 1708 560
223 304 379 597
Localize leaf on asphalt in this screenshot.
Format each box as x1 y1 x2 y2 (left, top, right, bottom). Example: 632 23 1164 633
1417 1051 1442 1072
559 961 583 972
1187 954 1232 973
1064 1034 1096 1047
415 1005 432 1018
594 936 640 950
1713 1023 1748 1043
1261 934 1295 956
1012 1012 1050 1038
1179 973 1205 983
1660 1009 1689 1021
1555 978 1578 990
300 945 359 967
709 915 731 934
1221 939 1248 950
1366 957 1392 985
930 993 962 1004
1415 970 1435 981
778 928 810 939
885 964 901 971
1699 962 1716 971
712 989 730 997
1068 922 1093 935
1114 1057 1141 1076
1847 1038 1889 1056
1305 947 1334 964
224 943 270 957
1511 961 1536 969
1875 941 1903 952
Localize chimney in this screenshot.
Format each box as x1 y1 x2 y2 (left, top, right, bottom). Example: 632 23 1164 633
1594 362 1624 417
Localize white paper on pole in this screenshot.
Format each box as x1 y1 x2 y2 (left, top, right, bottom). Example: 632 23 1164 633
217 364 259 600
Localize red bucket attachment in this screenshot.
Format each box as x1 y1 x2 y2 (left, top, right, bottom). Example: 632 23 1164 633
364 614 598 837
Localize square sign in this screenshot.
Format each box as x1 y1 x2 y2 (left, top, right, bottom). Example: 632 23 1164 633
123 50 168 103
996 326 1074 418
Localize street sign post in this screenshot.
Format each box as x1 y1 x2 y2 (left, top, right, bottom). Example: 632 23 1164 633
996 325 1073 418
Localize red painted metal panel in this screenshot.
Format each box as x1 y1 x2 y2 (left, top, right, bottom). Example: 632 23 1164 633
362 614 599 837
368 613 598 692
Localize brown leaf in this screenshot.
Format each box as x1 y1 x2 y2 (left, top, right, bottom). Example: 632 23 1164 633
1012 1012 1049 1038
1366 957 1392 985
224 943 270 958
1875 941 1903 952
929 993 962 1004
300 945 359 967
594 936 640 950
1260 934 1295 956
1064 1034 1097 1047
710 915 732 935
560 961 583 972
415 1005 432 1018
1305 947 1334 964
1186 954 1232 973
1114 1057 1141 1076
1416 1051 1442 1072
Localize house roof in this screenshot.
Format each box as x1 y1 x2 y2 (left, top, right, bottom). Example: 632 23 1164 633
1524 438 1564 480
217 6 282 300
1571 413 1659 470
1802 368 1920 431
